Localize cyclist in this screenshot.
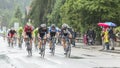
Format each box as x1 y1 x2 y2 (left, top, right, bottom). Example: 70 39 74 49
33 27 39 50
23 23 33 47
17 27 23 48
61 24 72 55
38 24 48 54
8 28 17 47
48 24 59 52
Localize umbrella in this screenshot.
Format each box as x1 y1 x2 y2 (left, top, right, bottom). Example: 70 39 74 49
97 22 109 27
105 22 116 27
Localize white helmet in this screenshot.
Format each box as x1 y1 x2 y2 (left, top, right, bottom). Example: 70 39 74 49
51 24 55 28
62 23 68 28
40 24 46 28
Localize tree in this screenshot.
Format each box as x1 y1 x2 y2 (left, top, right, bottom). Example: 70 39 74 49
14 6 22 20
28 0 56 27
47 0 66 27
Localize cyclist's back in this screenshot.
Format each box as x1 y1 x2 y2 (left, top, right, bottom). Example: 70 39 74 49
33 28 38 38
8 28 16 38
18 27 23 37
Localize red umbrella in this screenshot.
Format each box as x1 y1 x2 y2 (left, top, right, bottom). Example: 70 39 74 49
97 23 109 27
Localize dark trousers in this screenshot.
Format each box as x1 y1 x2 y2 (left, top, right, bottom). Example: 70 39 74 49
105 42 109 50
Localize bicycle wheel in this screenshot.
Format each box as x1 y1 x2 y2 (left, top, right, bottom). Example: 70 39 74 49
66 40 71 58
67 44 71 58
19 43 21 48
26 38 32 56
11 39 14 48
41 43 45 58
20 38 23 48
8 39 10 47
19 39 22 48
35 40 38 50
51 42 55 56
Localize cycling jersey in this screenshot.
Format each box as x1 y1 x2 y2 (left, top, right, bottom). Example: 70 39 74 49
49 27 58 37
24 25 33 33
18 27 23 37
38 27 47 38
33 28 38 37
8 30 16 38
24 25 33 39
61 28 71 37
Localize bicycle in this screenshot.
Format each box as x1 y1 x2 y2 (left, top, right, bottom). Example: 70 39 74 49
50 36 56 56
64 36 71 58
39 38 46 58
9 37 15 48
7 37 11 47
25 36 32 56
34 37 38 50
18 36 23 48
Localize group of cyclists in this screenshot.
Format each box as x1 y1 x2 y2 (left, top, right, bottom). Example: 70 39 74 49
6 21 73 57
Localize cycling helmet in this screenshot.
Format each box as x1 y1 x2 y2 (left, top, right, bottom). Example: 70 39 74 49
51 24 55 28
62 23 68 28
40 24 46 28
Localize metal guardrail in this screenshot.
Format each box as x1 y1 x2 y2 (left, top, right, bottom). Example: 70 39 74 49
75 37 83 43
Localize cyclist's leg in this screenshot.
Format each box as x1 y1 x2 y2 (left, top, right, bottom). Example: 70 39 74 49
38 39 42 49
49 36 52 50
69 34 72 44
18 37 20 46
43 35 47 45
38 36 42 54
27 33 33 47
11 37 14 47
34 37 36 47
61 37 66 52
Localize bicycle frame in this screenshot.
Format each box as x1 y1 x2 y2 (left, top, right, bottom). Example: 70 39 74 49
40 38 46 58
25 36 32 56
51 36 56 56
64 36 71 58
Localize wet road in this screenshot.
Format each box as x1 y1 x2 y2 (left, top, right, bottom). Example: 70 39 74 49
0 37 120 68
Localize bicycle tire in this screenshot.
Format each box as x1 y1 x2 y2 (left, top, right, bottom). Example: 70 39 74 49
66 38 71 58
51 42 55 56
67 44 71 58
41 45 45 58
41 41 45 58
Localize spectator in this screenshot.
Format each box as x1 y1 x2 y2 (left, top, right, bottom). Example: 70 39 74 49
103 28 110 50
83 32 87 45
87 28 96 45
108 27 116 50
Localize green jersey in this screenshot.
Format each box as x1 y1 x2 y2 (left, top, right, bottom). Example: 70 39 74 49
33 28 38 37
18 27 23 37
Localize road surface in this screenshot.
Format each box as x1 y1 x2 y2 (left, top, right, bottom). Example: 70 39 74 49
0 37 120 68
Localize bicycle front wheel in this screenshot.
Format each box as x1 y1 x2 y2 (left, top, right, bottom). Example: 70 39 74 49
41 44 45 58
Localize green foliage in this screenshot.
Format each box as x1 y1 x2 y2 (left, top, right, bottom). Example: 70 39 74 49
115 26 120 31
47 0 65 27
29 0 56 27
9 18 19 27
29 0 120 37
14 6 22 19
